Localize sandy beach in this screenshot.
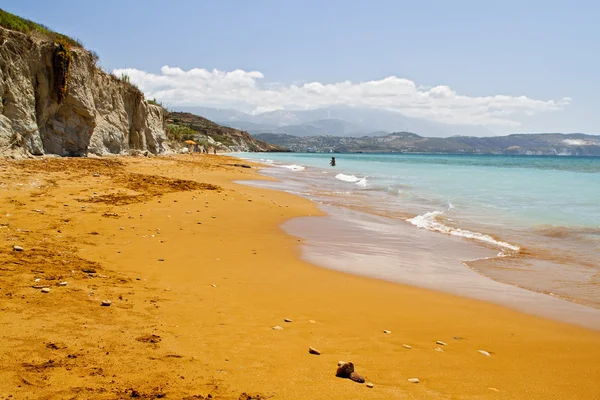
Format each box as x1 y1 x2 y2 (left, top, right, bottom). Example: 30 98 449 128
1 154 599 400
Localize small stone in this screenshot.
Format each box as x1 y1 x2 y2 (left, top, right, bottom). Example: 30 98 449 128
58 282 67 286
284 318 292 323
272 325 283 331
336 362 354 378
81 268 96 274
158 258 165 262
408 378 419 384
402 344 412 349
120 227 125 230
383 330 391 334
488 387 500 392
435 347 444 352
32 285 49 289
13 245 23 252
41 288 50 293
34 278 41 282
93 173 100 177
308 347 321 355
436 340 447 346
366 382 374 388
101 300 112 307
308 320 316 324
211 284 217 288
212 216 216 218
349 371 365 383
478 350 491 357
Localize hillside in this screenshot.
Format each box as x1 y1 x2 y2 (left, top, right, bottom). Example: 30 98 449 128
167 112 286 152
254 132 600 156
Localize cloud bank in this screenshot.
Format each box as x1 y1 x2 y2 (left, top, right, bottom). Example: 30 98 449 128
113 66 570 127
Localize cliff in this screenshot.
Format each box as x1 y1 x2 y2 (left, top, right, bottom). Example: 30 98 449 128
168 112 287 152
0 16 168 157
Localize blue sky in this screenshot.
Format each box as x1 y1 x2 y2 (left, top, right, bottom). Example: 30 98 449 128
4 0 599 134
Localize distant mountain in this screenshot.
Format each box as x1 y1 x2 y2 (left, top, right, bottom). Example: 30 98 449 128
253 132 600 156
173 106 496 137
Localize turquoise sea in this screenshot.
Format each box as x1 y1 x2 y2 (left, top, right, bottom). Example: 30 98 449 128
237 152 600 327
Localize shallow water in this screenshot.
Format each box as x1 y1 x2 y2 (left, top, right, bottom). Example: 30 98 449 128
234 152 600 328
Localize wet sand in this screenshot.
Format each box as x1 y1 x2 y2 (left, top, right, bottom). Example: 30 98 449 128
0 154 599 399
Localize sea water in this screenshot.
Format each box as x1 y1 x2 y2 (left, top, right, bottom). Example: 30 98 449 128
235 152 600 328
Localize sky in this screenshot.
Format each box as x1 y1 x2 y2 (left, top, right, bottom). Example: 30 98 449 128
4 0 599 134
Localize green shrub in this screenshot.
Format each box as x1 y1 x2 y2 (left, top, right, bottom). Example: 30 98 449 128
53 39 72 103
0 8 83 48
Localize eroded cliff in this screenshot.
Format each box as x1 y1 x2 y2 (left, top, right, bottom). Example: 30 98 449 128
0 26 168 157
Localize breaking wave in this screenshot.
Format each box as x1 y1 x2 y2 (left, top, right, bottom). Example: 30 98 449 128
336 174 368 186
407 211 520 251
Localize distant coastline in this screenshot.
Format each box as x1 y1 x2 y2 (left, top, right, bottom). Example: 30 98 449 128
254 132 600 156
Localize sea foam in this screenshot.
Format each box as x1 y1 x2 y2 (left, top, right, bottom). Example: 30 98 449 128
407 211 520 251
279 164 305 171
336 174 368 186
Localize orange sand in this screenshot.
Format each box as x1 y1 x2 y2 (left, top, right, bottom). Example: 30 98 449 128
0 154 598 399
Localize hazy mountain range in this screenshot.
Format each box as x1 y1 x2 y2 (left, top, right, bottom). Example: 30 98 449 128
174 106 496 137
253 132 600 156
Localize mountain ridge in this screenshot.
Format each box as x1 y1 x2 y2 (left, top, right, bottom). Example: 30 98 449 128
253 132 600 156
174 106 497 138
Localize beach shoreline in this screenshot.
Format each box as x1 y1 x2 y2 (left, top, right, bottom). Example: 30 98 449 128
1 154 599 399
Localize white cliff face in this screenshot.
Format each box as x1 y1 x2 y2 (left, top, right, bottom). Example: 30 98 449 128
0 27 169 157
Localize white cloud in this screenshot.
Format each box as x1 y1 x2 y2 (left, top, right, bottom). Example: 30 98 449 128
114 66 570 127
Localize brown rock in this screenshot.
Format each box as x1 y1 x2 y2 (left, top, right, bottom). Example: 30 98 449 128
336 361 354 378
308 346 321 355
349 371 365 383
81 268 96 274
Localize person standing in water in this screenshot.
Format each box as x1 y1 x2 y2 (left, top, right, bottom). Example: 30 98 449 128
330 157 336 167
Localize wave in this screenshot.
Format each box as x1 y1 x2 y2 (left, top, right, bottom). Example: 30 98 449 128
336 173 368 186
335 173 361 182
278 164 306 171
407 211 520 251
356 177 368 187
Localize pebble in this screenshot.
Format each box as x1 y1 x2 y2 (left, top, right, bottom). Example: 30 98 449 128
212 216 216 218
211 284 217 288
101 300 112 307
34 278 41 283
272 325 284 331
336 362 354 378
13 245 23 252
93 173 100 177
407 378 419 384
488 388 500 392
366 382 374 388
41 288 50 293
32 285 48 289
58 282 68 286
284 318 292 323
81 268 96 274
308 320 316 324
436 340 447 346
435 347 444 352
158 258 165 262
308 347 321 355
402 344 412 349
349 371 365 383
478 350 491 357
383 330 391 334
